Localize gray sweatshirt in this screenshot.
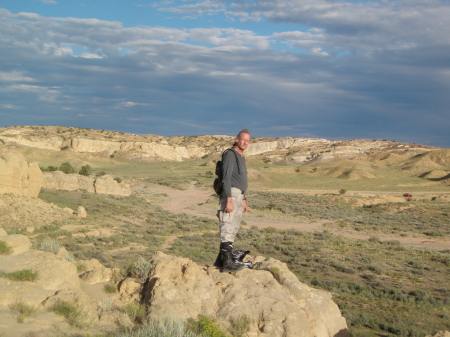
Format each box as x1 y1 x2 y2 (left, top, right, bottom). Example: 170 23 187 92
221 148 248 198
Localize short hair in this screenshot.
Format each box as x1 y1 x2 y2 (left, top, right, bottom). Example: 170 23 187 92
236 129 251 139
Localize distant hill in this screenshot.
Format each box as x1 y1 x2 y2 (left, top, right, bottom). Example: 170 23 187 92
1 125 449 183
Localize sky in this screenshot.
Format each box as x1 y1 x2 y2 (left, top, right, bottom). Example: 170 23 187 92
1 0 449 147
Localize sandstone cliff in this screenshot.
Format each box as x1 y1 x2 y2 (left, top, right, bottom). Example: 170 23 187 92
0 145 42 197
2 126 448 182
0 126 437 164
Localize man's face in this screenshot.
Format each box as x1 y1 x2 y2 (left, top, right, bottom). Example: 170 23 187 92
235 132 251 152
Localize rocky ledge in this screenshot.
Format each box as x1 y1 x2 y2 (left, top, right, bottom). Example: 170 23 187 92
0 230 349 337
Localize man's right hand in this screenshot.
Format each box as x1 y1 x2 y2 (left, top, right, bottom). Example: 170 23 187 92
225 197 234 213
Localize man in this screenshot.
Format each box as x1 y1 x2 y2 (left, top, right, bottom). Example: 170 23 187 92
214 129 251 272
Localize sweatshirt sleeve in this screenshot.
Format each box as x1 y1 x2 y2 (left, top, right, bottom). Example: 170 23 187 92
221 150 235 198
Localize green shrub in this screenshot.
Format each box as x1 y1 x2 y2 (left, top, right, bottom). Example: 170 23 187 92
60 162 75 174
40 165 58 172
268 266 283 283
229 315 252 337
48 299 87 328
79 165 92 176
121 302 147 324
9 300 36 323
0 269 38 282
0 241 13 255
126 256 152 284
76 263 87 273
114 318 200 337
103 283 117 293
40 238 60 254
186 316 229 337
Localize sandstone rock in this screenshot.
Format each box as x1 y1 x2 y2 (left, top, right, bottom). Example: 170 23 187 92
79 267 112 285
0 250 80 291
0 147 43 197
77 205 87 218
63 207 74 215
94 174 132 196
142 252 349 337
42 171 95 192
118 278 142 303
0 234 31 255
43 171 132 196
41 288 99 324
80 258 106 271
0 227 7 236
0 279 55 307
0 194 72 231
426 332 450 337
78 258 113 285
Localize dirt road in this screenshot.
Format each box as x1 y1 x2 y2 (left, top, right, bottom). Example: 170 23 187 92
146 183 450 251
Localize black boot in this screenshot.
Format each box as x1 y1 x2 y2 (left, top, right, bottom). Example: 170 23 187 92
232 250 253 269
214 246 252 269
213 251 223 268
220 242 246 272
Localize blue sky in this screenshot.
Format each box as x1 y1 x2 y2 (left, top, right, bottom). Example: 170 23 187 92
1 0 449 147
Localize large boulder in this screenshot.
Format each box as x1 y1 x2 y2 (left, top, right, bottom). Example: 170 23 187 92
142 252 350 337
42 171 95 192
94 174 132 196
0 234 32 255
0 147 42 197
0 250 80 296
42 172 132 196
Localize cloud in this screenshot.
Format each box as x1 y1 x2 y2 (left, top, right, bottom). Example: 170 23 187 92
160 0 450 54
37 0 57 4
0 5 449 146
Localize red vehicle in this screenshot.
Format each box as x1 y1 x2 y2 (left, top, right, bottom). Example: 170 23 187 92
402 193 412 197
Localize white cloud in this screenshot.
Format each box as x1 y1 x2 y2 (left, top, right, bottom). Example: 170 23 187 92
0 71 35 82
159 0 225 18
38 0 58 4
1 104 19 109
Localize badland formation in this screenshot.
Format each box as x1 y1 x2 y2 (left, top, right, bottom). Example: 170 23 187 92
0 125 449 337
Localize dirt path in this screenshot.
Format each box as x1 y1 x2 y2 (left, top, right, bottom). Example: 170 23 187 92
145 183 450 251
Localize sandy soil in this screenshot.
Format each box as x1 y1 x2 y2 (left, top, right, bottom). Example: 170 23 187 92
147 183 450 251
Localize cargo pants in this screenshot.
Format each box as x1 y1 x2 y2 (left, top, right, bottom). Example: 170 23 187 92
217 187 245 243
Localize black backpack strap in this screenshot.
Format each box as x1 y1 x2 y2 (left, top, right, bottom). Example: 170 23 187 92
223 148 240 174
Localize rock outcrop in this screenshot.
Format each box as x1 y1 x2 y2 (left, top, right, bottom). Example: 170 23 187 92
1 126 438 166
0 241 350 337
0 146 42 197
0 194 73 232
42 172 132 196
0 233 32 256
141 252 349 337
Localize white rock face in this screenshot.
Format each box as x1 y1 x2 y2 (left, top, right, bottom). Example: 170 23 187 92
42 172 132 196
94 174 132 196
0 147 43 197
43 171 95 192
143 252 350 337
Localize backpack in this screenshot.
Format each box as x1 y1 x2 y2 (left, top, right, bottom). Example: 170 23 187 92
213 148 240 196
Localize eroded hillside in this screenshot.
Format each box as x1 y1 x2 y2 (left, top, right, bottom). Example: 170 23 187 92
1 125 449 185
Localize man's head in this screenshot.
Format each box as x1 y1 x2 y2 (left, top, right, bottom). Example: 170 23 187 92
234 129 251 154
